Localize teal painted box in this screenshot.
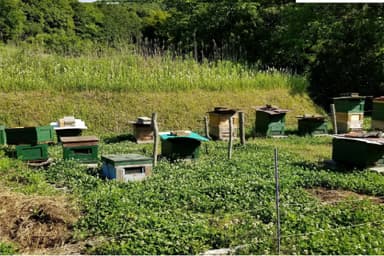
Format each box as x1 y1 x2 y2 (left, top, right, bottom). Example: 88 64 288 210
61 136 99 163
159 131 209 161
102 154 153 182
255 105 289 137
15 144 48 161
0 126 6 145
6 126 54 145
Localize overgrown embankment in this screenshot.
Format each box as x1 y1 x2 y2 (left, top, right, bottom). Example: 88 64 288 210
0 46 322 134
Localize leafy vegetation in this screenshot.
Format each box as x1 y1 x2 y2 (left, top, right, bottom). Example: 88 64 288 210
2 136 384 254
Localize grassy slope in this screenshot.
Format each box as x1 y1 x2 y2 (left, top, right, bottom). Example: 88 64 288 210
0 45 322 135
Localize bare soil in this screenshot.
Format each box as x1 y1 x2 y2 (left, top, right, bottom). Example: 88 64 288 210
306 187 384 204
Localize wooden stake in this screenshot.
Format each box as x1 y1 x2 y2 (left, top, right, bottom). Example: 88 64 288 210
239 111 245 145
274 148 281 255
228 117 233 159
204 116 210 139
151 112 159 167
330 104 338 134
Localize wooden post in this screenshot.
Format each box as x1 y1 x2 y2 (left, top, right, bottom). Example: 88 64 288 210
239 111 245 145
274 148 281 255
330 104 338 134
204 116 210 139
228 117 233 159
151 112 159 167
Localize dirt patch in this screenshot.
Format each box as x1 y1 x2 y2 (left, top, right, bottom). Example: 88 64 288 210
307 187 384 204
0 189 80 252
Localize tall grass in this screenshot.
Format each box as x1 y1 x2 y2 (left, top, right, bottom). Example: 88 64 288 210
0 45 308 92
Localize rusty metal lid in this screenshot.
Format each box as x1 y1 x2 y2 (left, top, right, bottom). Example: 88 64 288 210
60 136 99 143
373 96 384 102
207 106 238 115
296 114 326 120
333 92 366 100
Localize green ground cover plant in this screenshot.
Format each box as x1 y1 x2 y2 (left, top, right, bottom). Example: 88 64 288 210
3 136 384 254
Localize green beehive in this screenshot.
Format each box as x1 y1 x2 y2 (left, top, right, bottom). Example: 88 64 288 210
159 131 209 161
333 93 365 133
0 126 6 145
332 135 384 168
372 96 384 130
297 115 328 136
255 105 289 137
102 154 153 182
5 126 54 145
61 136 99 163
15 144 48 161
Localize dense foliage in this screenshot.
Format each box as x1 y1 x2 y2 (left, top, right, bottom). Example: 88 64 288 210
1 1 383 105
2 137 384 254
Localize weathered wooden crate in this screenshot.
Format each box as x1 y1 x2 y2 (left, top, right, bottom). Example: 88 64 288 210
102 154 153 182
208 107 238 141
15 144 48 161
335 112 364 133
129 117 153 144
62 136 99 163
6 126 54 145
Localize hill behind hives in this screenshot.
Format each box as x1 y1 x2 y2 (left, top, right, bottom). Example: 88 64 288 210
0 46 323 135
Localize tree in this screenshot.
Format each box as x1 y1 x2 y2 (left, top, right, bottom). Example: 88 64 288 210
0 0 25 42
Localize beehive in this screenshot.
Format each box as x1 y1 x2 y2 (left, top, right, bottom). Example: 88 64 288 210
102 154 153 182
159 131 209 161
15 144 48 161
50 117 87 142
255 105 289 137
61 136 99 163
297 115 328 136
5 126 54 145
332 134 384 167
208 107 238 141
129 117 153 144
333 93 365 133
372 96 384 130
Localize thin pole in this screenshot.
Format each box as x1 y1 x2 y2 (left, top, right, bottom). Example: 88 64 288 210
151 112 159 167
228 116 233 159
330 104 338 134
274 148 281 255
239 111 245 145
204 116 210 139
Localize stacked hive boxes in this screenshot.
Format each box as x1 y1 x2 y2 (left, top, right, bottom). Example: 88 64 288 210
5 126 54 162
208 107 238 141
333 93 365 133
129 116 154 144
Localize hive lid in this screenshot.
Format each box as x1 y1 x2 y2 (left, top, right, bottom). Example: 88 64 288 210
333 132 384 145
159 131 209 142
130 116 152 125
296 114 326 120
102 153 152 163
255 104 289 115
333 92 366 100
207 107 238 115
373 96 384 102
60 136 99 143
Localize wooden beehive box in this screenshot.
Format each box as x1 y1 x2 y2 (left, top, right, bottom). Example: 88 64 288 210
159 131 209 161
254 105 289 137
332 133 384 168
333 93 365 133
61 136 99 163
372 96 384 130
102 154 152 182
0 126 6 145
208 107 238 140
297 114 328 136
5 126 54 145
129 117 153 144
15 144 49 162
